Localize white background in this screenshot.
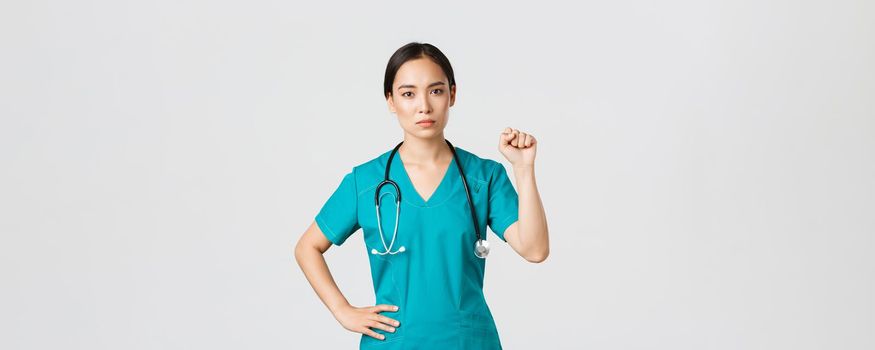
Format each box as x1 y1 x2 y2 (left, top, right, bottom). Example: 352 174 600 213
1 0 873 349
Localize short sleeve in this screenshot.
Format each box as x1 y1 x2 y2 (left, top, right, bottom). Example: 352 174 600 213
487 161 519 242
315 170 361 246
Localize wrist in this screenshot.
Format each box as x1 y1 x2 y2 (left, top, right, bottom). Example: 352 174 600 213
512 163 535 173
328 300 351 316
512 164 535 182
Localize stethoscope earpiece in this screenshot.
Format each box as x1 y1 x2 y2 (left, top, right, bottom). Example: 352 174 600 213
371 246 406 255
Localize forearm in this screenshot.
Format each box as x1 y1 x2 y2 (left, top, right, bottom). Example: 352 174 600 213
512 164 549 260
294 245 350 316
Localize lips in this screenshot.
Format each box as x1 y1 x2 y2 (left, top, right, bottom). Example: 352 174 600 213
416 119 436 124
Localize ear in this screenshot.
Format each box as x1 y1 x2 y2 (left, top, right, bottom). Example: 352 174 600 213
449 84 456 107
386 93 396 114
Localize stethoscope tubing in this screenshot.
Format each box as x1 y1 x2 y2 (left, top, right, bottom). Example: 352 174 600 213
373 139 484 256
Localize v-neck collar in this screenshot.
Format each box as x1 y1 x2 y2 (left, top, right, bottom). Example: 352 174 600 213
387 145 459 207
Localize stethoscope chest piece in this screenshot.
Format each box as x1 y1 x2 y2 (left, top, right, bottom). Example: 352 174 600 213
474 239 490 259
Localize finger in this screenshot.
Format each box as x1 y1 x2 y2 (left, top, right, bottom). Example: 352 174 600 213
361 327 385 340
510 131 519 147
372 305 399 313
371 314 401 327
501 135 517 149
527 135 536 147
514 132 526 147
499 128 514 146
367 320 396 333
523 133 532 147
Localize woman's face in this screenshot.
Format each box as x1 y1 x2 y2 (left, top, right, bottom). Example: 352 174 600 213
386 57 456 139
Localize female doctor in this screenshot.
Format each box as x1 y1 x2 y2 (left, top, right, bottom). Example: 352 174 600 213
294 42 550 349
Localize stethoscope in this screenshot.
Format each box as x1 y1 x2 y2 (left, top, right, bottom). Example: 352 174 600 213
371 139 490 259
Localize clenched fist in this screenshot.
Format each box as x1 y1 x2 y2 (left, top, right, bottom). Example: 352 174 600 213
498 127 537 167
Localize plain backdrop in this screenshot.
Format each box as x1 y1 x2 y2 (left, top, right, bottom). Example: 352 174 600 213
1 0 873 349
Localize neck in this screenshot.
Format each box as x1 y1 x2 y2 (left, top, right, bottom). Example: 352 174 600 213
399 133 452 165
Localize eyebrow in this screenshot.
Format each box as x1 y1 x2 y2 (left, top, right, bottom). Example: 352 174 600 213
397 81 446 90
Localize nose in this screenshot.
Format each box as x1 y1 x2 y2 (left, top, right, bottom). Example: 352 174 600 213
417 93 431 114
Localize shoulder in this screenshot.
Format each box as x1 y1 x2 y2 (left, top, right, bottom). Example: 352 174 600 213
453 146 506 183
342 149 393 195
351 149 391 173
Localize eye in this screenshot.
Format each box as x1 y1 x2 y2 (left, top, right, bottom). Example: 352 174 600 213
431 89 443 95
402 91 413 97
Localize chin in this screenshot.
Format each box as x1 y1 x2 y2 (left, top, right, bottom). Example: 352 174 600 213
408 129 444 139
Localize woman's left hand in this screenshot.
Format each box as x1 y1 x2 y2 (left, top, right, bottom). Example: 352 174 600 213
498 127 537 167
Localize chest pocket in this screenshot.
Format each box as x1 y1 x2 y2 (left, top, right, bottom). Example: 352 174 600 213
470 177 488 227
470 180 483 195
445 177 488 242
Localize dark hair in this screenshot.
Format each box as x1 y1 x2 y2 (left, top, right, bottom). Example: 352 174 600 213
383 42 456 98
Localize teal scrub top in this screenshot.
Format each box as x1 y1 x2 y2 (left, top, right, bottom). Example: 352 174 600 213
315 145 519 350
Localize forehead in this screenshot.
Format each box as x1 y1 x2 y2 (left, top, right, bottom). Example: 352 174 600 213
394 57 447 87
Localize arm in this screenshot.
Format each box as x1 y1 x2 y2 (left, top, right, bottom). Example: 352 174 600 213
294 221 400 340
503 164 550 263
497 127 550 263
